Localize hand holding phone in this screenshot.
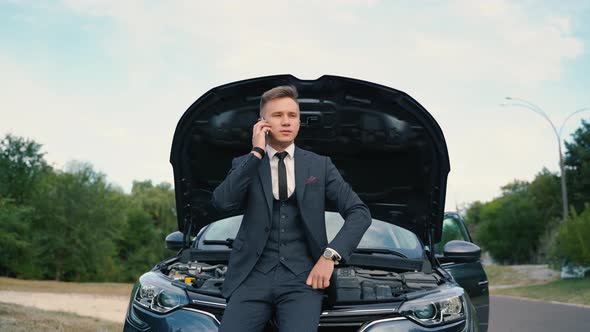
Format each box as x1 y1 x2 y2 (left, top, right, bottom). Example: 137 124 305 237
252 116 269 152
260 116 269 143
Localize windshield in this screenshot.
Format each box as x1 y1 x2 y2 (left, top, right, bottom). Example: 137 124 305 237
196 211 423 259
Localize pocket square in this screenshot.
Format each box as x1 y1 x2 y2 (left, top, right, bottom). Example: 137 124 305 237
305 176 319 184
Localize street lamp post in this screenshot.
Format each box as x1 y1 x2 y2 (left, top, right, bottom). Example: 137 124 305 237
501 97 590 221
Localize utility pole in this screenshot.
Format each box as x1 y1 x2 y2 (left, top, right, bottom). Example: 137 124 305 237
501 97 589 221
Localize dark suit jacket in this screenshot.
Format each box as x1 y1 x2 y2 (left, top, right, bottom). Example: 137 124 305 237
212 146 371 298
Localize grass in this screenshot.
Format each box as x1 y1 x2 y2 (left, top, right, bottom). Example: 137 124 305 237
492 276 590 306
482 264 590 306
0 302 123 332
0 277 134 297
483 265 531 285
483 264 559 287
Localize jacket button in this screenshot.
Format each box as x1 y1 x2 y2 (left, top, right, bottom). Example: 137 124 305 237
256 250 261 256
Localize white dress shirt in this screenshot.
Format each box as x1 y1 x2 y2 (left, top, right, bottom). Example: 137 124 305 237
266 143 296 200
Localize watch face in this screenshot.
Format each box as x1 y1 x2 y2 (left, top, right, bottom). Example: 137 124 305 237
323 249 333 259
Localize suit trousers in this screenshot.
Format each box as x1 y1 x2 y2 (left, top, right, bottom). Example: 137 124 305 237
218 263 324 332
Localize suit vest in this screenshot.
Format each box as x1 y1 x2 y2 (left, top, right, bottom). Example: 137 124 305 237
254 190 315 275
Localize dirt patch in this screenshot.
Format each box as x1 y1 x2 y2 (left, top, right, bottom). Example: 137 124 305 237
0 290 128 323
0 302 123 332
0 277 133 297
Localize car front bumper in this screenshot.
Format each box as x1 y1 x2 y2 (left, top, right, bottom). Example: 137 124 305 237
123 303 477 332
124 303 220 332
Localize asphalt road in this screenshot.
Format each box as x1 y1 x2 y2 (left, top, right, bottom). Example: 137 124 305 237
489 296 590 332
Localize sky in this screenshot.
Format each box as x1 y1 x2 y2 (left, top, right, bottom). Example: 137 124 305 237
1 0 589 212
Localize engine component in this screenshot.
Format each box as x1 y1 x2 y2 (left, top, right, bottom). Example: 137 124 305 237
402 272 440 290
167 261 227 292
329 266 439 302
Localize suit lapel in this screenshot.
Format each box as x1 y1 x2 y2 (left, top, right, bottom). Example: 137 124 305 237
295 146 310 213
258 154 273 223
295 146 324 249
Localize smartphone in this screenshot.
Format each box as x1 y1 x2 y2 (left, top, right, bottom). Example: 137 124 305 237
261 116 269 143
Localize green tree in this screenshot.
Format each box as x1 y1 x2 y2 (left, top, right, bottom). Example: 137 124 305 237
475 183 542 264
464 201 484 226
528 168 561 220
0 134 51 277
463 200 484 240
31 162 127 281
0 198 34 277
528 169 562 262
0 134 50 204
552 203 590 266
115 180 177 282
564 119 590 213
0 133 180 282
466 167 562 264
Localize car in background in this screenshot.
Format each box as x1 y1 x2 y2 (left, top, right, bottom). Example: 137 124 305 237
124 75 489 331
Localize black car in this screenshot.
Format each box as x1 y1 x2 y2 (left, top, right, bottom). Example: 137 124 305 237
124 75 489 332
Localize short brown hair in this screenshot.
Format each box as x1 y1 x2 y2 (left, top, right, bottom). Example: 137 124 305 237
260 85 299 113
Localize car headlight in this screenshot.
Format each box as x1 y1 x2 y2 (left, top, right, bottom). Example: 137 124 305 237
134 273 189 313
399 288 466 326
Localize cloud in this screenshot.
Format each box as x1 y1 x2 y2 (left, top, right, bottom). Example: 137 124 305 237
1 0 587 210
53 0 583 89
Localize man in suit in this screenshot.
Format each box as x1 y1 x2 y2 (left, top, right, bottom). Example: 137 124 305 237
212 85 371 332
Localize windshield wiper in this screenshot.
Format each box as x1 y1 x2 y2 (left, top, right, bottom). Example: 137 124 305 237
354 248 408 258
203 238 234 248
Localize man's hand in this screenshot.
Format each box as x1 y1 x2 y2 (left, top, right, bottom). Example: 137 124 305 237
306 258 335 289
252 118 271 152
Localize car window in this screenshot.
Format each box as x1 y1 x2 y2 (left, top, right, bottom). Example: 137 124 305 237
434 215 470 254
198 211 423 258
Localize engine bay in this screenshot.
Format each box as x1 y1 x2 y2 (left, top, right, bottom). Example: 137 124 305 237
165 260 442 303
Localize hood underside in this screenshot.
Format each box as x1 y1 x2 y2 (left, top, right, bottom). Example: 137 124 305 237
170 75 450 244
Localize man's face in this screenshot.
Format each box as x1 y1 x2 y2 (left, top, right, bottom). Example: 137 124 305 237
262 97 300 146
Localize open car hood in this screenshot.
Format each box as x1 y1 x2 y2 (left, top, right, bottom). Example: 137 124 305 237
170 75 450 244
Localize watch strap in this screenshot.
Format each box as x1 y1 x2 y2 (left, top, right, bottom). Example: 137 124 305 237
251 147 265 158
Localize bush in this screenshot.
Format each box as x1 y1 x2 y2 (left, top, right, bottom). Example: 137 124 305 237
474 187 546 264
552 204 590 266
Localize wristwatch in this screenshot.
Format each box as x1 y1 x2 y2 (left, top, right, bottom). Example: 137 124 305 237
322 248 340 265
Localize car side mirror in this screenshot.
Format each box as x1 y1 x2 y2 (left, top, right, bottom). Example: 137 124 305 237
441 240 481 263
165 231 191 250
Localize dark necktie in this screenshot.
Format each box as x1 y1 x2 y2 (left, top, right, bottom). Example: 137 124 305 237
275 151 288 201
